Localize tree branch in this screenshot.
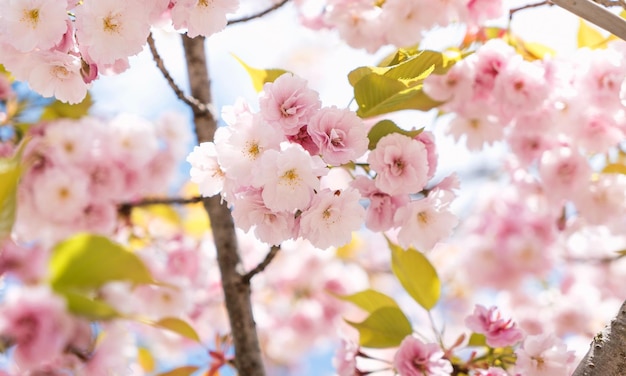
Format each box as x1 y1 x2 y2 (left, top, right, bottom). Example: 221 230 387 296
242 245 280 284
573 299 626 375
551 0 626 41
227 0 290 25
147 33 214 117
509 1 553 21
181 35 266 376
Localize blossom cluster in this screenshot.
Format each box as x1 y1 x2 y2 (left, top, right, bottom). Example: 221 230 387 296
187 72 458 250
0 0 240 103
295 0 505 52
13 112 190 247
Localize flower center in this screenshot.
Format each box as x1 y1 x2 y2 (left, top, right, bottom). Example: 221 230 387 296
22 8 40 28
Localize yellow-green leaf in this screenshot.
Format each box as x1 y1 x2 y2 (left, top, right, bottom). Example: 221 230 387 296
367 120 423 150
346 306 412 348
49 233 156 290
60 290 121 320
335 289 400 313
0 140 28 240
468 333 487 347
157 366 199 376
578 19 607 49
232 54 289 92
138 347 156 372
40 93 92 121
148 317 201 342
388 239 440 311
602 163 626 175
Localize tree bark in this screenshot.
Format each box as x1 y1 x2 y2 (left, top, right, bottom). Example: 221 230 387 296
572 299 626 375
181 34 266 376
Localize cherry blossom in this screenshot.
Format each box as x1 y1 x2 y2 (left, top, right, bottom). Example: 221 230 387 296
514 333 576 376
465 305 524 347
299 188 365 249
393 335 453 376
368 133 429 196
0 0 68 52
259 73 321 136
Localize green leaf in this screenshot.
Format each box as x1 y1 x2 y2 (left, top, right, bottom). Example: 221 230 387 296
157 366 199 376
335 289 400 313
40 93 92 121
232 54 289 92
353 76 442 118
149 317 202 342
60 290 121 320
367 120 423 150
49 233 155 290
388 238 441 311
0 140 28 240
349 49 463 118
346 306 413 348
467 333 487 347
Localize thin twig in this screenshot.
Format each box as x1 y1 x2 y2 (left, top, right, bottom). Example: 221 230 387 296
227 0 291 25
509 1 553 21
242 245 280 284
118 196 204 217
147 33 214 116
593 0 626 9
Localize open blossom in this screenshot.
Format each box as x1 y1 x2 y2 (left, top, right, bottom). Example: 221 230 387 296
299 188 365 249
28 51 89 104
515 333 576 376
307 106 368 166
333 337 361 376
351 176 409 232
393 335 453 376
0 286 74 371
254 144 327 212
232 188 296 245
538 146 591 201
171 0 239 38
187 142 225 197
368 133 429 195
465 305 524 347
215 111 283 186
259 73 321 136
395 192 458 251
493 56 550 116
0 0 68 52
75 0 151 66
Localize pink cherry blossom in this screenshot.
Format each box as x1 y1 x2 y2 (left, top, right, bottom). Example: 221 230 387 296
515 333 576 376
307 106 368 166
75 0 151 66
351 175 409 232
0 286 74 371
259 73 321 136
187 142 226 198
232 188 296 245
215 111 283 186
415 131 438 179
171 0 240 38
394 193 458 251
368 133 429 195
465 0 505 26
324 1 385 53
492 56 550 117
254 144 327 212
471 367 509 376
538 146 591 202
333 337 360 376
28 51 89 104
299 188 365 249
471 39 516 101
0 0 68 52
465 305 524 347
393 335 453 376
